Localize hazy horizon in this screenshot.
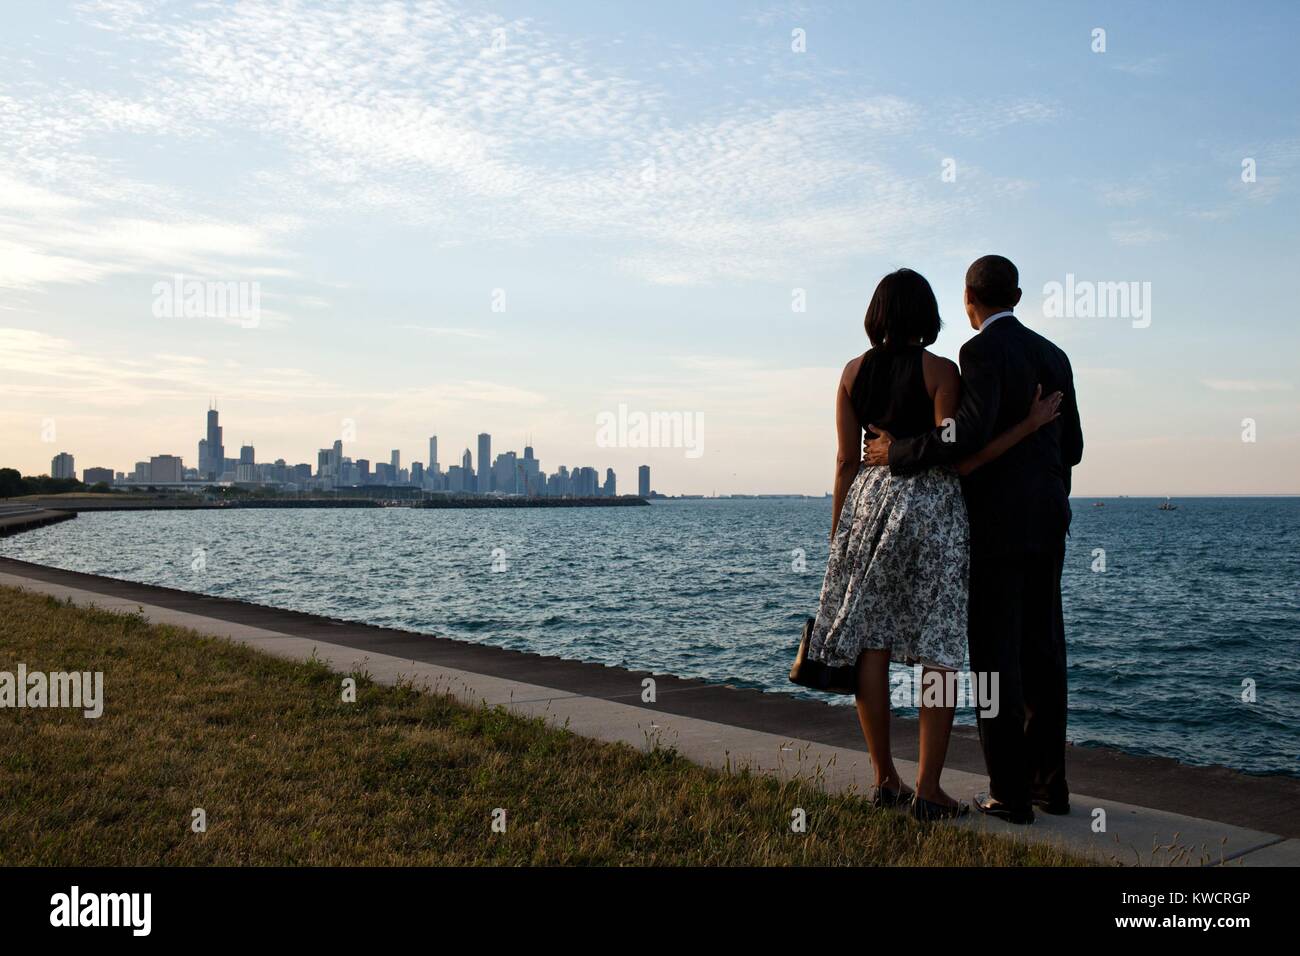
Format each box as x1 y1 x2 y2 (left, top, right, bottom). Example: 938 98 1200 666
3 1 1298 496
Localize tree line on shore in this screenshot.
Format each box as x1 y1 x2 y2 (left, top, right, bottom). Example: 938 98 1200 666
0 467 111 498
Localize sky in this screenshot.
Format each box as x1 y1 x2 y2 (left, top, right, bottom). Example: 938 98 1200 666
1 0 1297 496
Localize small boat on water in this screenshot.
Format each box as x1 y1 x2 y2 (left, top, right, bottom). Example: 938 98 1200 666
1093 501 1104 507
1158 497 1177 511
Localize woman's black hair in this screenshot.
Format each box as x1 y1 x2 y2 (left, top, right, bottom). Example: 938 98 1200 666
863 268 942 349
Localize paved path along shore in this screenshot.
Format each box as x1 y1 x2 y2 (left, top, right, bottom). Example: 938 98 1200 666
1 555 1296 867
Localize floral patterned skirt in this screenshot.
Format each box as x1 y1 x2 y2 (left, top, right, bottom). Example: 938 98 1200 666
807 464 969 671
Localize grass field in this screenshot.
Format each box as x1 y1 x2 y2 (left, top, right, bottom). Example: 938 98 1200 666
0 585 1087 866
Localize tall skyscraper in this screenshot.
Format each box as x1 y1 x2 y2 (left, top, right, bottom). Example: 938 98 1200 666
521 445 540 496
576 466 598 496
239 444 255 465
492 450 518 494
476 433 491 493
51 452 75 480
447 464 466 493
390 449 400 474
603 468 616 497
198 406 225 480
462 448 473 490
551 465 572 497
428 435 438 473
638 465 650 497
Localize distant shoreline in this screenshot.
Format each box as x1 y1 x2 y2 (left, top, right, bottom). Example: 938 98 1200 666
2 495 649 513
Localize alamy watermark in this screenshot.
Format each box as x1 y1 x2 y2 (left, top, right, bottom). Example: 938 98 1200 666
891 666 1000 719
50 886 150 936
152 273 261 328
595 403 705 459
1042 273 1151 328
0 665 103 718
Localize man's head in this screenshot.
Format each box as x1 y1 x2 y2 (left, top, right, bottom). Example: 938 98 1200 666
964 254 1021 329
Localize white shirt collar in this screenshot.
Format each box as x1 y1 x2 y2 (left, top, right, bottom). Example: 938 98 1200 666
980 310 1015 331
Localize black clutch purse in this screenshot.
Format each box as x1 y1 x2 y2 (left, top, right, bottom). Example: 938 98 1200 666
788 616 858 695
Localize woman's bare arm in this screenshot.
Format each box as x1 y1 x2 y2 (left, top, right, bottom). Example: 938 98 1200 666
956 385 1062 476
927 353 962 427
830 359 863 540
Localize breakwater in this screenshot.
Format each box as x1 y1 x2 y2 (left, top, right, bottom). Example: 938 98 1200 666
411 496 648 509
0 508 76 537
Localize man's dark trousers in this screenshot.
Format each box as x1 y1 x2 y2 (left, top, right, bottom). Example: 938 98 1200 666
968 544 1069 808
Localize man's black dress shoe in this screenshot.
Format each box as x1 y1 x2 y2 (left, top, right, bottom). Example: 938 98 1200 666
973 791 1034 825
1030 793 1070 815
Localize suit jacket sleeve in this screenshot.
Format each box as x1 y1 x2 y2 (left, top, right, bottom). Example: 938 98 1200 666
1060 358 1084 469
1059 355 1083 497
888 339 1001 475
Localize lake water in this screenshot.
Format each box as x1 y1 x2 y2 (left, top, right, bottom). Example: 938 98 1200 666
3 496 1297 776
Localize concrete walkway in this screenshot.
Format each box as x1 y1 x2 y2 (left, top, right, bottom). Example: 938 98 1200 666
1 558 1295 867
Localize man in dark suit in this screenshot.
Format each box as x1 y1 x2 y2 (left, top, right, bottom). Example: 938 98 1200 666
864 255 1083 824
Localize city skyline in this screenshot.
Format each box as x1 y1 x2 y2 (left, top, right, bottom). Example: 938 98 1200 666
32 404 654 498
2 3 1298 496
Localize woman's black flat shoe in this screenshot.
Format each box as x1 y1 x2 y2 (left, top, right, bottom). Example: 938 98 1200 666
869 784 913 809
909 795 969 822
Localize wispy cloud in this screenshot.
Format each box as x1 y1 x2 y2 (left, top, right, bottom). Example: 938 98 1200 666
0 1 1060 290
1112 56 1167 77
1097 184 1149 207
1201 379 1293 393
0 325 540 411
1109 220 1169 246
400 325 497 340
943 97 1059 137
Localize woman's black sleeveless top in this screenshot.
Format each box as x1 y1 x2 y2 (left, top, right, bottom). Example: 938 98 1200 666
849 346 934 440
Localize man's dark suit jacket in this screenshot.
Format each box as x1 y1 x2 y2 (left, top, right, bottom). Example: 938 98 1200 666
887 315 1084 555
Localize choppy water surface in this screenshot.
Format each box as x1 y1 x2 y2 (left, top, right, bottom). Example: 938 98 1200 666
4 497 1297 775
